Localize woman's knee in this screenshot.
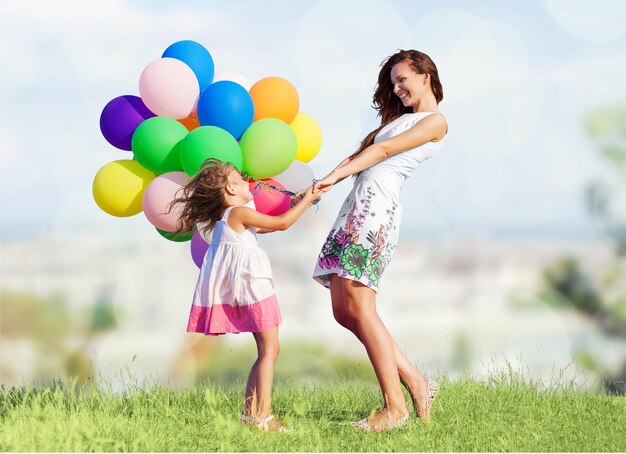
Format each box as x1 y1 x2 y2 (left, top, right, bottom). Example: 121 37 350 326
344 298 373 323
332 306 350 327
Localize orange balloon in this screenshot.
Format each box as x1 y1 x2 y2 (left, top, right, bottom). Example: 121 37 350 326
249 77 299 123
179 110 200 131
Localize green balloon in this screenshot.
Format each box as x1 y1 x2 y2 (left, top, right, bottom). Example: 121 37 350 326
240 118 297 179
156 227 194 242
180 126 243 176
131 117 188 174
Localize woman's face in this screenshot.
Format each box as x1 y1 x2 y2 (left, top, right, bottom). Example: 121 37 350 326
390 60 427 108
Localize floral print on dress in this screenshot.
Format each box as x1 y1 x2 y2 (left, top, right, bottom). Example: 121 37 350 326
317 186 398 288
341 243 370 279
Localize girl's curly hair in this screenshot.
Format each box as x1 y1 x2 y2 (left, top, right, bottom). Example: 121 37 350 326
169 158 239 236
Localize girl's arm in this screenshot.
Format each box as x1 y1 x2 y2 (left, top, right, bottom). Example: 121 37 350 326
228 186 321 232
315 113 447 191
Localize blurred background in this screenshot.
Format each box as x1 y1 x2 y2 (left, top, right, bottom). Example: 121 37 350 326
1 0 625 394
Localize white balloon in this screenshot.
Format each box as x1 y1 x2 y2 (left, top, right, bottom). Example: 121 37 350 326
212 70 252 91
273 160 318 193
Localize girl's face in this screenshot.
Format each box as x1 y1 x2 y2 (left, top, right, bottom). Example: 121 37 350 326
390 60 428 109
227 169 253 203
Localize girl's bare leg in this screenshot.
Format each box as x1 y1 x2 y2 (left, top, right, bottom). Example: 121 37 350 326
251 326 285 430
243 359 259 416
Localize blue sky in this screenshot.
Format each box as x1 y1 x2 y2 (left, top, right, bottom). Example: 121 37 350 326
1 0 626 242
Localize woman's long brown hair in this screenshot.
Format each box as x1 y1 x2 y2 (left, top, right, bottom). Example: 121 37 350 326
169 158 237 236
349 50 443 163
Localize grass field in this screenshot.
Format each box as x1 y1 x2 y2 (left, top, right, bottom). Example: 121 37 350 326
1 374 624 452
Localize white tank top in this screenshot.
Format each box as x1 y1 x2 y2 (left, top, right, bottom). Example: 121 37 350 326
355 112 446 200
368 111 445 179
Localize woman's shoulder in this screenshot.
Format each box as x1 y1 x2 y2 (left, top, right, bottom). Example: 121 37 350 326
378 112 446 141
407 111 446 123
402 111 447 136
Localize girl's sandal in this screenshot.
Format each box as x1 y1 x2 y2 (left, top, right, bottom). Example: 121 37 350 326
240 413 257 428
258 414 289 433
241 414 289 433
351 413 410 432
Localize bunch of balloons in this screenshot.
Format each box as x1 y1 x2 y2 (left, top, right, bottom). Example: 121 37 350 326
93 40 322 267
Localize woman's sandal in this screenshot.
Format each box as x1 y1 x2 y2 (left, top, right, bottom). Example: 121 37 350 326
420 379 439 422
240 413 289 433
351 413 410 432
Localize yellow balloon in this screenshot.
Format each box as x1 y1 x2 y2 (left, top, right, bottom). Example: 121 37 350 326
289 112 322 163
92 159 156 217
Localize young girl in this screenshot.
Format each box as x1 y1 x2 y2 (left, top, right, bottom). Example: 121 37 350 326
172 158 322 432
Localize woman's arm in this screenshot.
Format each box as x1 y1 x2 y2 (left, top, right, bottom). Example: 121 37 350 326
291 156 352 202
229 186 321 232
315 113 447 190
327 156 352 185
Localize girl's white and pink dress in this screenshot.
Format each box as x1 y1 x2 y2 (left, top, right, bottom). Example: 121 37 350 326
187 206 281 335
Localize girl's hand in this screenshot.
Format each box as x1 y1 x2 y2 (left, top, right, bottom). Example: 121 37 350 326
313 172 338 193
305 185 323 205
290 186 322 208
290 190 305 208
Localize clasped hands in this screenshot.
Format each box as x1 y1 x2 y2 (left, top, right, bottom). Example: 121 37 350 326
290 171 337 208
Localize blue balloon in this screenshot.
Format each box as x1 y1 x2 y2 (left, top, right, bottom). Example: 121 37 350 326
162 40 215 91
197 81 254 140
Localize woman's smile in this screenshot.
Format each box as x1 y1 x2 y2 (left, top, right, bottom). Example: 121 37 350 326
398 91 411 103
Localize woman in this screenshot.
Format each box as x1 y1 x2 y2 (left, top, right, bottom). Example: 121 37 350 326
312 49 448 432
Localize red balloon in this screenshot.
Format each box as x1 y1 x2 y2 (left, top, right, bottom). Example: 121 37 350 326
249 179 291 215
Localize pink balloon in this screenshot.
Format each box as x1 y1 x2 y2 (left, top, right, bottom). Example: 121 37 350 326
142 171 190 231
250 178 291 215
190 230 210 268
139 58 200 119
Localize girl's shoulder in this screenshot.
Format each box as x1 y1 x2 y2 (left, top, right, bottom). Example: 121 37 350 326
227 205 255 219
224 205 255 235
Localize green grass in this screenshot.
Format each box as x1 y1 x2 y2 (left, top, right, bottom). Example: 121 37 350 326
1 374 624 452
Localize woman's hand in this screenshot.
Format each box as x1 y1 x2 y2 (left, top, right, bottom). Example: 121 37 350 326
304 184 323 203
313 171 338 193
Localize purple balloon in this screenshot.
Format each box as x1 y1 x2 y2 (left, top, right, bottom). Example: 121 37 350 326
190 229 210 268
100 95 155 151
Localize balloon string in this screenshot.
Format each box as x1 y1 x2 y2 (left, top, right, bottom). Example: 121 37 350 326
251 180 296 197
244 174 321 207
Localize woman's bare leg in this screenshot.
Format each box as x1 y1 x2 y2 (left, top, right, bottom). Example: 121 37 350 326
330 274 429 418
331 276 408 429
